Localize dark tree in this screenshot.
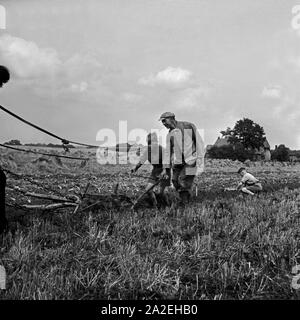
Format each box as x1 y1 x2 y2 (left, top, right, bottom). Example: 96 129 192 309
207 143 254 162
272 144 290 162
4 139 22 145
207 145 235 160
221 118 266 150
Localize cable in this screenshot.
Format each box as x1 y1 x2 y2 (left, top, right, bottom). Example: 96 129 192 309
0 104 99 148
0 143 90 161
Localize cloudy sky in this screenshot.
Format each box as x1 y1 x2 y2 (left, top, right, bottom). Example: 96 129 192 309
1 0 300 148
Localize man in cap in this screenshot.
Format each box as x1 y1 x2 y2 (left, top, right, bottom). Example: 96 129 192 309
0 65 10 234
159 112 204 205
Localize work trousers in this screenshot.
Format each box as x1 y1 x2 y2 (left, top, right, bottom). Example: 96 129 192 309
172 163 196 203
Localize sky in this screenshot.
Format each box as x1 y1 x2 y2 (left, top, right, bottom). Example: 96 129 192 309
1 0 300 149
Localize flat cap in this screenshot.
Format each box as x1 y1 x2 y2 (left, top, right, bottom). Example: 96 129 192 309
158 112 175 121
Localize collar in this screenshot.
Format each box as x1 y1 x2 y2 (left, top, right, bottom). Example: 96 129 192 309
169 120 178 132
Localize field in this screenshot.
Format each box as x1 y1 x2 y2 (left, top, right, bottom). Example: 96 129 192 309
1 147 300 300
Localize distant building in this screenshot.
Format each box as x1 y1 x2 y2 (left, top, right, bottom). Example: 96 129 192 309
204 137 231 159
213 137 230 148
253 138 271 161
208 136 271 161
288 150 300 162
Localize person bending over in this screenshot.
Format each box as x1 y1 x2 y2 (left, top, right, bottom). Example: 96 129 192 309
131 132 170 207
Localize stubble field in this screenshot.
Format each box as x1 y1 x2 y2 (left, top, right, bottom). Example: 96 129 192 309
0 147 300 300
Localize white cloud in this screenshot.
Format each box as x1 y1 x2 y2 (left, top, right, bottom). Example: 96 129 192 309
64 53 104 81
70 81 88 93
0 34 110 98
138 66 192 87
261 85 282 99
0 34 62 78
272 95 295 118
172 86 213 111
0 34 105 82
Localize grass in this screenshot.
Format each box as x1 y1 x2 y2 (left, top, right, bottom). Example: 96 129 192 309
0 149 300 300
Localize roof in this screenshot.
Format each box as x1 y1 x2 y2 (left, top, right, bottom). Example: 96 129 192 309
213 136 270 149
213 137 230 147
263 138 270 149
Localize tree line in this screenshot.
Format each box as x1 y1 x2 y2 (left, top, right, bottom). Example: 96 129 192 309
3 119 298 162
207 118 294 162
3 140 75 148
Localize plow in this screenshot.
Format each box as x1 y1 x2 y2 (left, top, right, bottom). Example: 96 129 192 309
6 172 171 214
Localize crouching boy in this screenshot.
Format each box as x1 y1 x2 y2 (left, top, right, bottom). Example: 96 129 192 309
237 167 262 196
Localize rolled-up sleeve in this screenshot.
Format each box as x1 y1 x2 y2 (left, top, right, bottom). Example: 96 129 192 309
191 124 205 175
191 124 204 159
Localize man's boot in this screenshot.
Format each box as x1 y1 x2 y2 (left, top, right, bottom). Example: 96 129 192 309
178 191 191 207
